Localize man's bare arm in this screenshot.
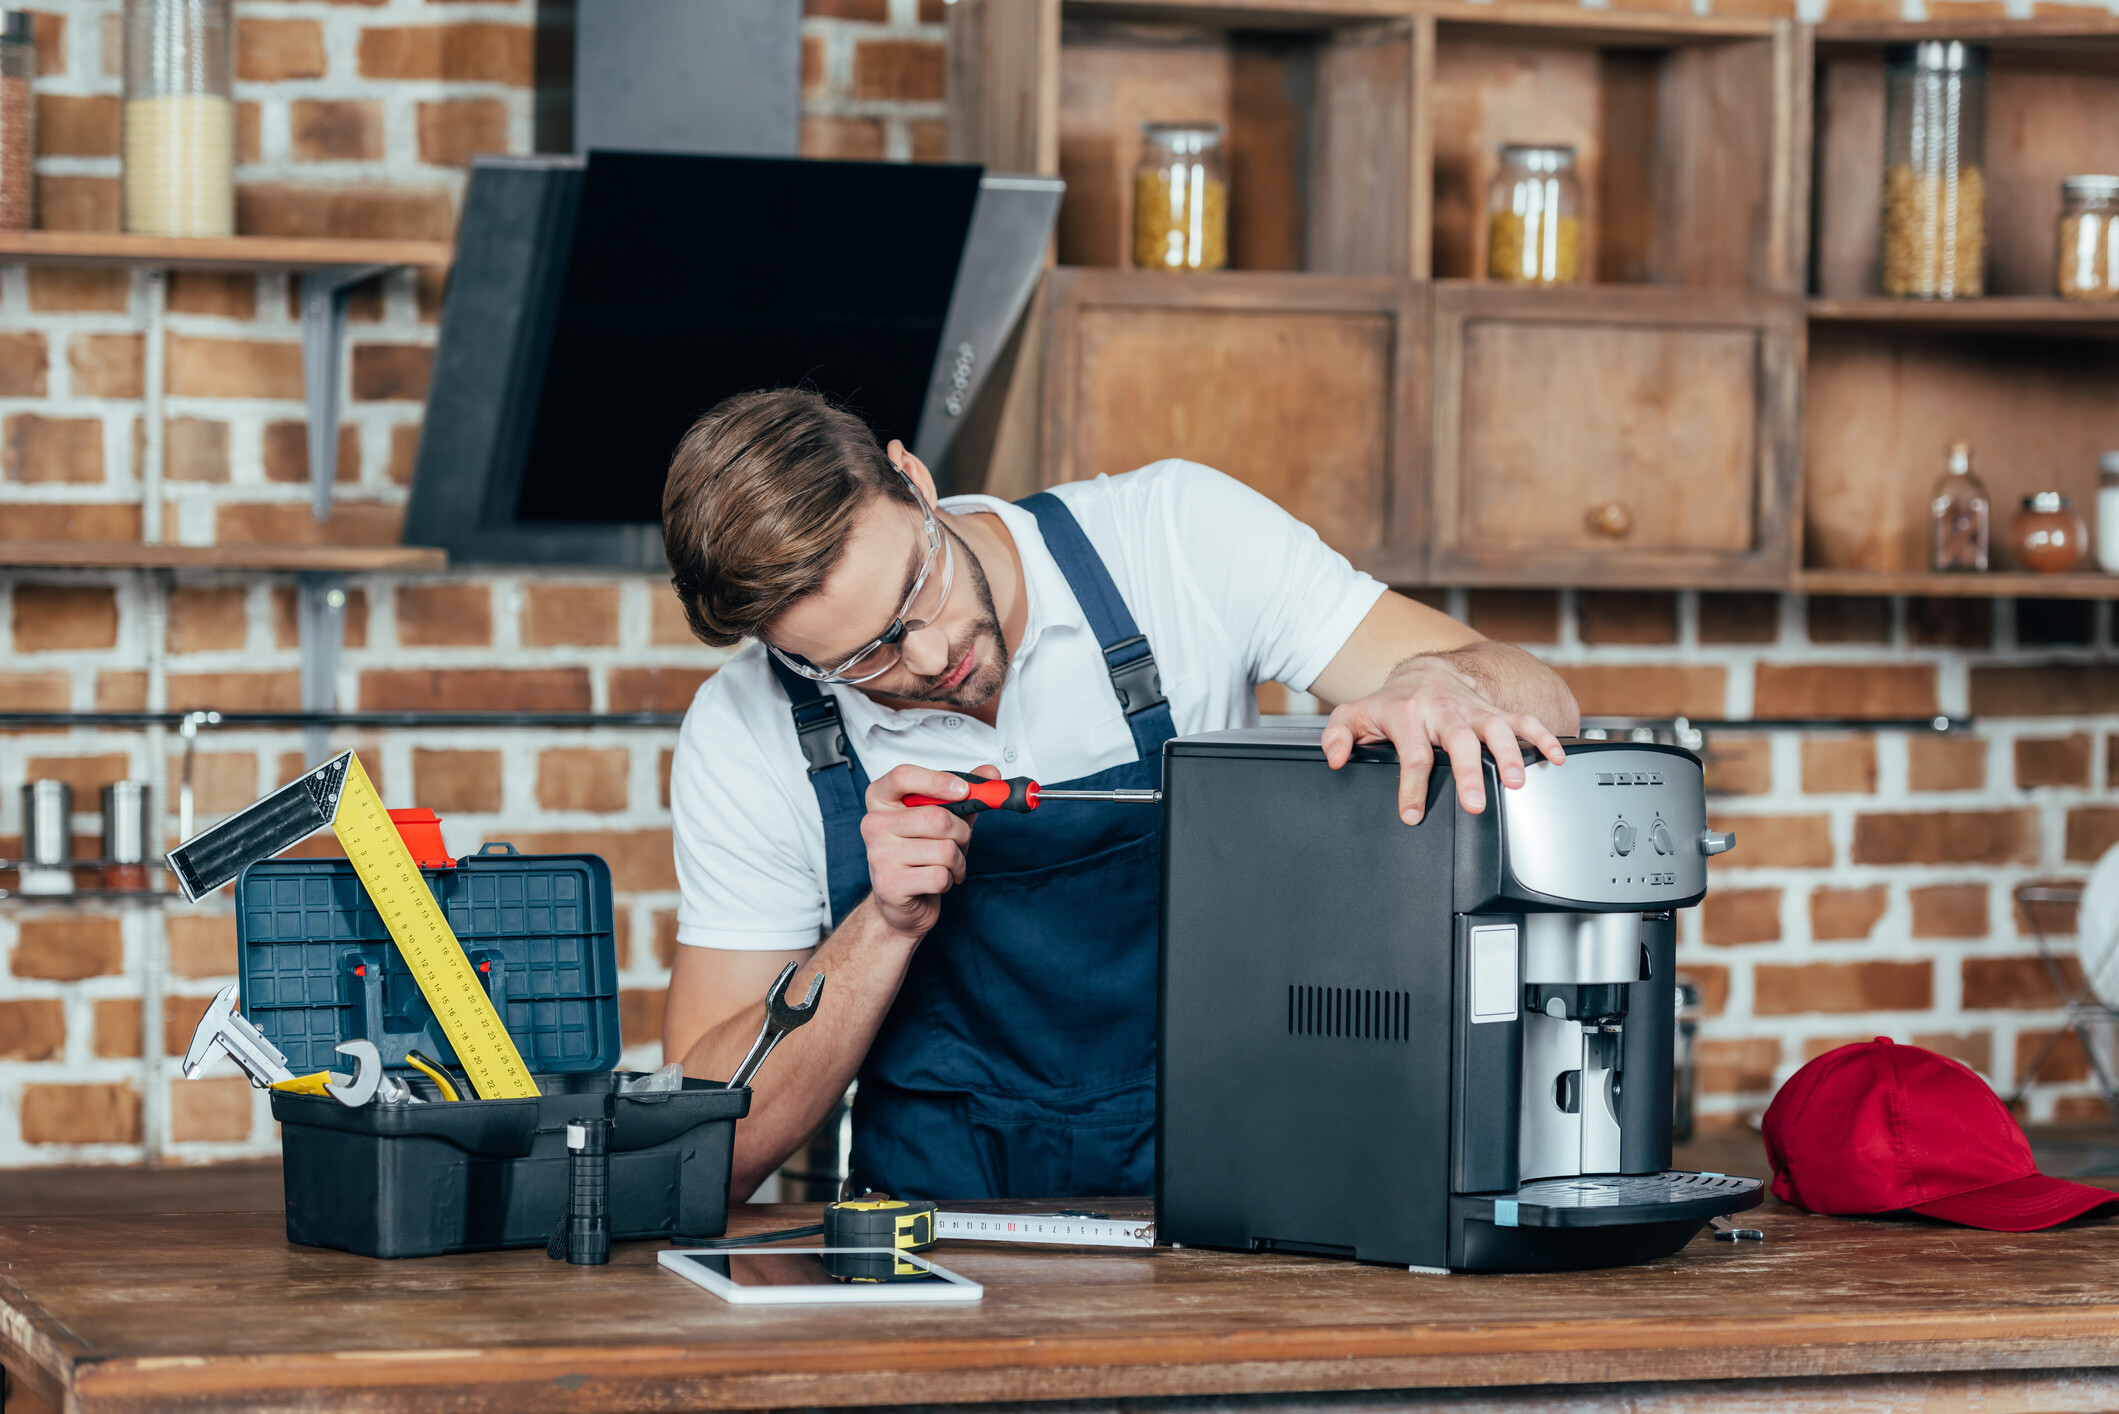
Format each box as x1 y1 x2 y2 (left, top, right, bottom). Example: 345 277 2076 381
661 762 985 1202
1307 590 1580 825
664 896 919 1201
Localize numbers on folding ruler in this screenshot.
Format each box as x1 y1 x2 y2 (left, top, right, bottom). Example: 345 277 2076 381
333 754 537 1100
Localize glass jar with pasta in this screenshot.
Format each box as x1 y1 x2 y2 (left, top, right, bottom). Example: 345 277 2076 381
1881 41 1987 299
1133 123 1227 272
1488 144 1582 287
2057 175 2119 301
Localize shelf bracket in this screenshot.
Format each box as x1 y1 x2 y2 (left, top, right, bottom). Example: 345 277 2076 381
299 265 391 523
296 573 348 768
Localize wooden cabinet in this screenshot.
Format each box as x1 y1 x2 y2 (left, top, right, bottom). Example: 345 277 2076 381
1037 267 1430 582
1427 284 1802 587
1805 20 2119 579
952 0 1811 591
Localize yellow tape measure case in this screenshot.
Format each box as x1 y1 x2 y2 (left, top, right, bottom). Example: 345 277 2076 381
237 842 750 1259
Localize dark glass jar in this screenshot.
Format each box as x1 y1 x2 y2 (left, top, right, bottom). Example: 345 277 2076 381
2012 492 2088 573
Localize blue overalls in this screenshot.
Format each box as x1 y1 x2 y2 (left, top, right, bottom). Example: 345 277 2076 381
765 492 1174 1200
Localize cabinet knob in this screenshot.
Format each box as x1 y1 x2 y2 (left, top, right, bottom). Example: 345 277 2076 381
1589 502 1634 538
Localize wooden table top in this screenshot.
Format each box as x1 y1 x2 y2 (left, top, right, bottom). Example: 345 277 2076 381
5 1144 2119 1414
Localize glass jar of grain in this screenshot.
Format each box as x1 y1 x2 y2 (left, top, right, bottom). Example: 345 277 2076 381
2057 176 2119 301
123 0 233 238
1488 144 1582 286
0 13 34 231
1133 123 1227 272
1881 41 1987 299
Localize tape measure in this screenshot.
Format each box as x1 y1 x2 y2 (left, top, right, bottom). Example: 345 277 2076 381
825 1199 938 1281
166 750 538 1102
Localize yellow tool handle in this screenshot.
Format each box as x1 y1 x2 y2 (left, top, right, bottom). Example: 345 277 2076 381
331 755 538 1101
270 1071 335 1096
402 1050 462 1101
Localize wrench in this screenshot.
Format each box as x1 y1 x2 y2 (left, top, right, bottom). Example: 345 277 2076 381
727 961 825 1090
324 1039 424 1107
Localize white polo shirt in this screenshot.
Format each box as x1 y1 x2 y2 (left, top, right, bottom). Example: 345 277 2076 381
671 460 1387 952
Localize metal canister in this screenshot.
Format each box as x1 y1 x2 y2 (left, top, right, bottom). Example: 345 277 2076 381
19 779 74 895
101 781 153 890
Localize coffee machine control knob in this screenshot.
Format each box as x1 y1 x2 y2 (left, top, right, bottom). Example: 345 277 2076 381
1611 820 1637 856
1700 830 1736 857
1651 820 1673 855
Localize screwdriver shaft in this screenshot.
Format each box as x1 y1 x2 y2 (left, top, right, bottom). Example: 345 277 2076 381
1033 789 1162 803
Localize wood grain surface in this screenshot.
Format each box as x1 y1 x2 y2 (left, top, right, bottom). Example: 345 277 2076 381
4 1183 2119 1414
0 542 448 572
1037 268 1428 581
0 231 452 273
1428 283 1802 588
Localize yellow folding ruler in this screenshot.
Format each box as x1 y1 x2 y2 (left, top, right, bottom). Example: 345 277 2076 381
167 751 538 1100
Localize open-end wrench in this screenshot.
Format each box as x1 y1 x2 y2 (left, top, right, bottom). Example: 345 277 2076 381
324 1039 423 1107
726 960 825 1090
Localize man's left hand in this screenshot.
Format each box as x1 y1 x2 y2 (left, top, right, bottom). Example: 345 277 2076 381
1319 654 1568 826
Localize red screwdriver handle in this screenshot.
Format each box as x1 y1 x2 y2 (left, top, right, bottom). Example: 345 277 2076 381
905 771 1041 817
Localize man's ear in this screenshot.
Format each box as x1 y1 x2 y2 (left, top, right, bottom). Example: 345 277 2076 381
886 439 940 505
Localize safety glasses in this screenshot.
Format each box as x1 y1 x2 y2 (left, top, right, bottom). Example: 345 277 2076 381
767 472 956 686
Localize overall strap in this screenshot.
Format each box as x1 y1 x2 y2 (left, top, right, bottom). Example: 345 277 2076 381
1016 491 1176 761
768 656 873 928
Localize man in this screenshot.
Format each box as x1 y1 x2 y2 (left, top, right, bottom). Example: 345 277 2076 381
660 388 1579 1203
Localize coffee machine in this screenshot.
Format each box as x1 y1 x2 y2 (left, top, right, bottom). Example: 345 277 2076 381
1157 730 1763 1272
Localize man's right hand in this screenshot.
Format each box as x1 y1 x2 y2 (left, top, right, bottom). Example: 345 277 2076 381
860 764 994 938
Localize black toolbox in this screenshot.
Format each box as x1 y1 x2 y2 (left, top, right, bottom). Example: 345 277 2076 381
237 842 748 1259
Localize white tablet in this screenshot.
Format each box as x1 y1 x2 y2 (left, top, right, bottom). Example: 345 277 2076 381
657 1247 984 1305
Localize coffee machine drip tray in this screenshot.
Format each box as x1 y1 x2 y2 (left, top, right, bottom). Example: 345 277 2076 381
1447 1173 1764 1273
1463 1171 1763 1228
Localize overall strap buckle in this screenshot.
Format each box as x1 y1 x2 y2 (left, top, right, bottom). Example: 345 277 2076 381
1103 635 1167 718
791 697 850 774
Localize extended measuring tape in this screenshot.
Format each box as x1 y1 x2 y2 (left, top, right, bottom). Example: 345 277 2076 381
167 751 539 1101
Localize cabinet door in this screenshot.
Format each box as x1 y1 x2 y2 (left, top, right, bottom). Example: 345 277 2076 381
1039 268 1429 583
1429 284 1801 587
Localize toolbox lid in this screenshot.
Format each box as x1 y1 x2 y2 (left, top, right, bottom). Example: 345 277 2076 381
235 842 620 1079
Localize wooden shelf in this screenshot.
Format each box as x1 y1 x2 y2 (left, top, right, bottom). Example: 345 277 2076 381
1798 569 2119 599
0 541 447 572
0 231 453 273
1810 298 2119 333
1816 15 2119 47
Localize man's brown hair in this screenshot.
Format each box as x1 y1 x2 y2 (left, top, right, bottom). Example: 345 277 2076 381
662 388 917 649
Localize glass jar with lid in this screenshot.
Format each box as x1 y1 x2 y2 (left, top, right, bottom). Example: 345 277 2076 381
2057 175 2119 301
0 13 34 232
1133 123 1227 272
1882 41 1987 298
1488 144 1582 286
2098 452 2119 574
2012 492 2088 574
123 0 234 237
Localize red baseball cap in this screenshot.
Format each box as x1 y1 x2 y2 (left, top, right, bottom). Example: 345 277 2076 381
1762 1037 2118 1232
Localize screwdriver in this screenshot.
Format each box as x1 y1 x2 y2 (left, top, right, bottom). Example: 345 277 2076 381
905 770 1162 817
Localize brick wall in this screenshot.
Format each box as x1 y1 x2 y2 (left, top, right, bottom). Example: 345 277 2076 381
1 0 2114 1164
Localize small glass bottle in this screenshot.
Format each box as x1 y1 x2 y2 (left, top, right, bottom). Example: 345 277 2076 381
1133 123 1227 273
1488 144 1582 286
2013 492 2088 574
2058 176 2119 301
0 12 34 232
1882 42 1988 299
2097 452 2119 574
122 0 234 238
1930 441 1990 572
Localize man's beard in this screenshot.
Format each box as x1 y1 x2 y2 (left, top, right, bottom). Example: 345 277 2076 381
887 525 1008 709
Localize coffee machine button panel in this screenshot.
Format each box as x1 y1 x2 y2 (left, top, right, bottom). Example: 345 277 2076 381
1499 746 1707 906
